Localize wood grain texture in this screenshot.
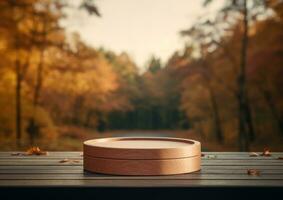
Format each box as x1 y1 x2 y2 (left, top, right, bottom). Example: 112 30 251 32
1 179 283 187
84 155 201 175
1 159 283 166
0 152 283 187
83 137 201 175
84 137 201 159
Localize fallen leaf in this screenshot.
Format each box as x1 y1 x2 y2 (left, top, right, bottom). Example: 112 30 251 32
59 158 70 163
277 157 283 160
25 147 48 155
249 152 260 157
261 147 271 157
247 169 260 176
59 158 80 163
201 153 205 157
11 147 48 156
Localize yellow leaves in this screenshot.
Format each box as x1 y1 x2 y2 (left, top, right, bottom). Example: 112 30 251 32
45 51 118 98
181 76 211 119
0 39 8 51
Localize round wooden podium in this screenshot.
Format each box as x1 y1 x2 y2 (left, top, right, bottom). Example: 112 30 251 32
83 137 201 175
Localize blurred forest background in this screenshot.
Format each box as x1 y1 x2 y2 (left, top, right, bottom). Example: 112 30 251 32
0 0 283 151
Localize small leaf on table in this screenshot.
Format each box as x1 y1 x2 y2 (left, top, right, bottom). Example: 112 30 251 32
247 169 260 176
59 158 70 163
59 158 81 163
261 147 271 157
249 152 260 157
11 147 48 156
25 147 48 155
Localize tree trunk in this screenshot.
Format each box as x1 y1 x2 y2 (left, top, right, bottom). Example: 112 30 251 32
237 93 249 151
201 56 224 144
33 48 44 109
72 95 84 125
28 49 44 145
261 88 283 136
208 84 224 143
84 110 94 127
33 13 47 115
196 119 205 140
15 59 22 147
238 0 250 151
245 95 255 142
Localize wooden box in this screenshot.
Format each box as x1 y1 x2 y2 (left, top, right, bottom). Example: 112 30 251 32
83 137 201 175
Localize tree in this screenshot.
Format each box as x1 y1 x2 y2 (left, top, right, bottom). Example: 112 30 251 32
147 56 162 74
248 0 283 136
0 0 101 145
180 29 226 143
0 0 39 146
183 0 268 150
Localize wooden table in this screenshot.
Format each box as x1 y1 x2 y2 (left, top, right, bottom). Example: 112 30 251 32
1 152 283 199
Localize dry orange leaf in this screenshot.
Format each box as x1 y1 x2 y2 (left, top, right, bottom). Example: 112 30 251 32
59 158 70 163
247 169 260 176
11 147 47 156
261 147 271 157
25 147 48 155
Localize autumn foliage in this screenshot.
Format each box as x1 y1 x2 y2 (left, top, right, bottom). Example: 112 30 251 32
0 0 283 151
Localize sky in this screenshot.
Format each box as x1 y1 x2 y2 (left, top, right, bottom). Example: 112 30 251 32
63 0 223 69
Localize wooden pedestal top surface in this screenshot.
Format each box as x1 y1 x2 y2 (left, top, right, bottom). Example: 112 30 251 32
84 137 201 159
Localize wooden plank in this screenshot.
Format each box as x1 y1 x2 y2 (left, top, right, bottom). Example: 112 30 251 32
1 153 282 162
1 152 282 156
1 179 283 187
1 155 282 160
1 160 283 166
202 155 283 160
1 173 283 180
1 165 283 170
0 156 82 160
0 158 283 162
1 151 283 157
1 168 283 174
0 152 82 156
0 165 84 170
205 152 283 155
0 155 283 162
